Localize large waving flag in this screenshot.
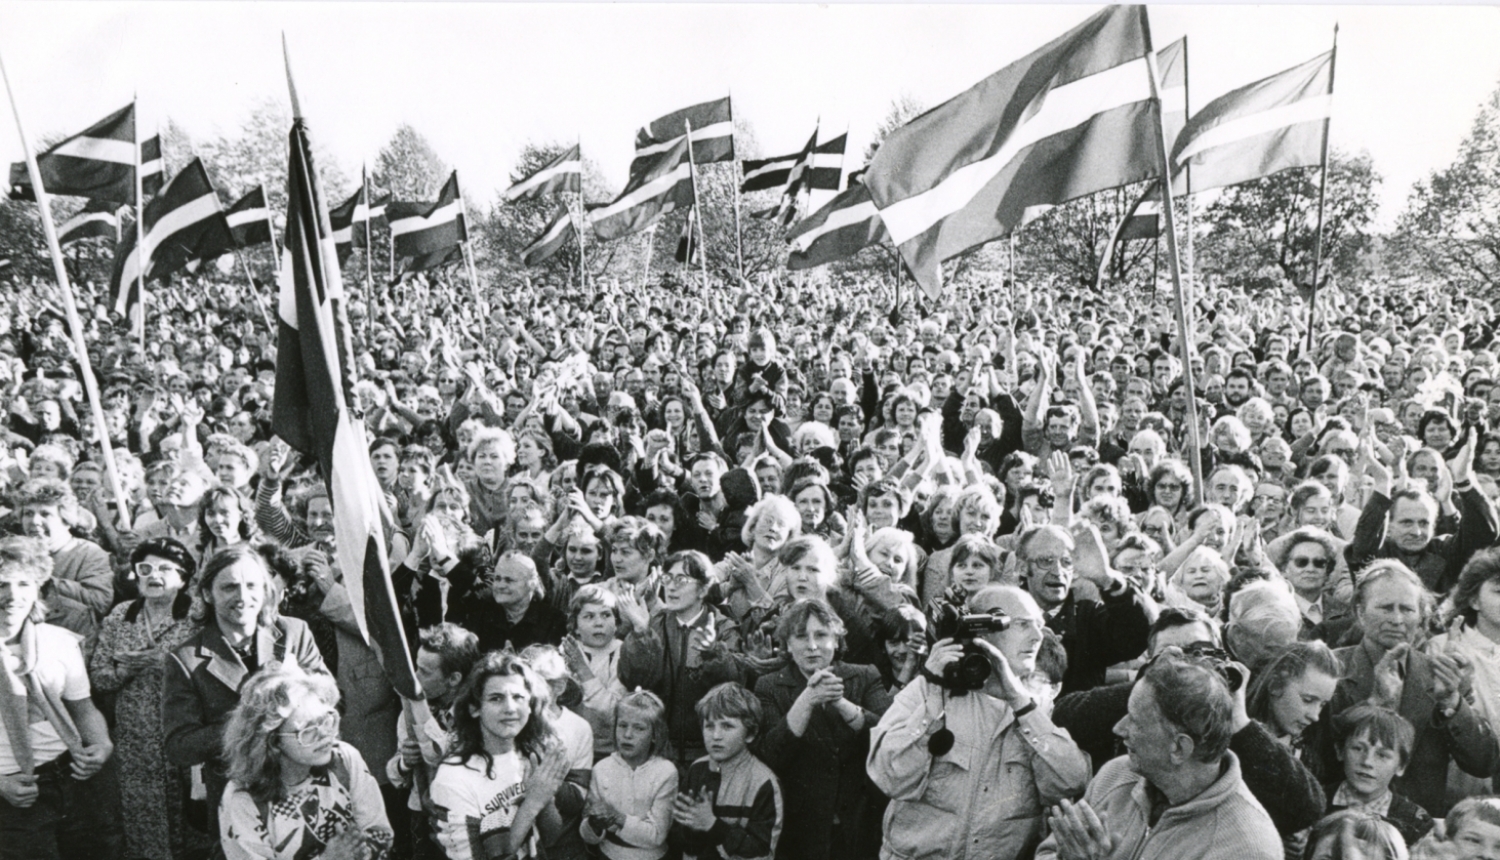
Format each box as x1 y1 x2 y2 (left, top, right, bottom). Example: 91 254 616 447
631 97 733 174
273 95 420 702
521 208 576 267
59 200 121 246
1171 49 1333 194
505 144 582 202
787 183 888 271
807 133 847 191
9 104 137 204
109 158 233 316
864 5 1160 299
389 172 465 271
591 138 694 240
740 129 817 193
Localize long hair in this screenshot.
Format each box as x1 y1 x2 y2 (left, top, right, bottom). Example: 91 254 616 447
197 486 257 553
1245 641 1341 730
1447 547 1500 630
446 652 559 777
191 543 277 626
222 665 341 804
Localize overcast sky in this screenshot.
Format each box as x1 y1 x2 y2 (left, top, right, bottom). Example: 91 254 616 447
2 3 1498 230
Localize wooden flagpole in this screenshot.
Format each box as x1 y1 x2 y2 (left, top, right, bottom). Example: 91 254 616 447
235 248 275 332
1181 35 1195 325
453 171 488 337
684 119 709 296
727 91 744 284
1306 24 1339 353
575 136 588 289
132 93 146 348
3 50 132 530
1145 34 1206 502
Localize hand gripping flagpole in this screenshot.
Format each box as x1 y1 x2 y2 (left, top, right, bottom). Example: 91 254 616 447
2 48 133 530
1144 18 1205 505
1307 24 1339 353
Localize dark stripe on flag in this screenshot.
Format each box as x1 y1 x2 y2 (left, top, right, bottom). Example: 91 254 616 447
10 104 138 204
141 135 164 197
401 244 464 274
632 97 734 173
591 138 694 240
108 158 233 314
675 206 698 265
505 144 582 202
226 186 273 249
787 183 887 270
740 153 800 193
390 172 465 259
808 133 847 191
59 200 120 245
521 209 575 267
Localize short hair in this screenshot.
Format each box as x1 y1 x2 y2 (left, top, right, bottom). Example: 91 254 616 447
1245 641 1341 727
1305 811 1409 860
1016 524 1074 561
222 665 342 803
568 583 620 631
1353 560 1432 619
14 478 79 524
0 536 55 622
949 534 1001 575
1081 495 1134 532
858 477 910 514
605 516 668 567
1146 606 1220 651
1444 796 1500 844
401 445 437 474
1271 526 1339 577
741 495 802 547
695 682 763 741
774 598 846 650
953 483 1003 536
130 536 198 588
467 427 517 471
614 690 672 761
1334 703 1416 767
775 536 839 589
28 444 76 477
579 464 626 501
663 550 714 585
493 551 544 598
1140 651 1236 763
1449 547 1500 629
1225 576 1299 645
418 622 481 681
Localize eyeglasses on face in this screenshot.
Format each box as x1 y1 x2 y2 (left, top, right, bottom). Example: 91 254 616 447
1155 481 1184 492
134 560 185 578
278 710 339 746
1288 555 1330 570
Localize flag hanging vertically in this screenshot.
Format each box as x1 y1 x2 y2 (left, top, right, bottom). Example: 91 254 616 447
388 172 465 271
864 5 1160 299
521 208 576 267
590 138 694 240
108 157 234 316
787 183 887 270
631 97 733 175
675 206 699 266
807 133 848 191
59 200 121 246
1171 50 1332 194
9 103 138 204
273 92 420 702
140 135 164 197
504 144 582 202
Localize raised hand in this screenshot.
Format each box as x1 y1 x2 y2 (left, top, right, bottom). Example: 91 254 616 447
1370 642 1408 710
524 744 570 801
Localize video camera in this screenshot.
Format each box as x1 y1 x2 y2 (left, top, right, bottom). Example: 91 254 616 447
928 586 1011 694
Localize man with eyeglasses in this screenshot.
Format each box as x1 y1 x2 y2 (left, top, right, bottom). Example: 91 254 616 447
1016 524 1154 696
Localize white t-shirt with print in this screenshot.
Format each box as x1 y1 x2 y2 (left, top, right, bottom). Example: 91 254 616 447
431 752 532 860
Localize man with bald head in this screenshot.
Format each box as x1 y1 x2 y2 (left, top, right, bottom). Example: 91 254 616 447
868 585 1091 860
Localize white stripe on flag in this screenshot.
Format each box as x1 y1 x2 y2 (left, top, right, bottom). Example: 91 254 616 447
1174 94 1332 165
227 208 269 229
791 201 879 253
145 193 222 249
332 225 353 244
811 152 843 169
352 202 369 223
61 210 115 234
879 57 1153 245
529 215 573 250
1137 200 1161 215
367 203 386 220
389 200 462 236
589 163 691 222
141 159 163 175
50 136 136 165
277 248 297 327
743 157 797 183
505 160 582 200
636 121 734 157
1158 86 1185 111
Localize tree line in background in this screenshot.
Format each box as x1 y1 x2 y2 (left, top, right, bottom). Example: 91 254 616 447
3 78 1498 310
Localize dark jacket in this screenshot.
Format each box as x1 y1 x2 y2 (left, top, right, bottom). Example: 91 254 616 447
1044 581 1153 696
452 594 567 654
753 662 892 860
619 606 744 761
1345 486 1499 594
1323 781 1434 849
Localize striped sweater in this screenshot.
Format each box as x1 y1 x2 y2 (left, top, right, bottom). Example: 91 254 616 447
670 752 782 860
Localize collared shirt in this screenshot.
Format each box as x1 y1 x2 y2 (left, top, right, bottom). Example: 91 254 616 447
1331 782 1393 817
1294 593 1324 627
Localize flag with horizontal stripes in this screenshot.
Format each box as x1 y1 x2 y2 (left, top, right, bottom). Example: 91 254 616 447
274 106 420 702
675 206 698 266
59 200 120 246
389 172 465 266
632 97 734 175
787 183 887 270
521 208 575 267
226 186 272 249
1157 38 1188 156
807 133 847 191
1119 183 1161 241
865 5 1160 299
505 144 582 202
108 157 233 316
1171 49 1332 194
140 135 163 197
329 183 367 262
741 129 817 193
9 103 137 204
591 138 693 240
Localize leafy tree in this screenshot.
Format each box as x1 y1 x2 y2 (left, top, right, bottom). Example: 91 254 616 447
1391 79 1500 297
373 124 447 202
1194 150 1381 294
1011 183 1161 292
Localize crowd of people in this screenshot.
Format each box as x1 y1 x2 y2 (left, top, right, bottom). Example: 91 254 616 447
3 267 1500 860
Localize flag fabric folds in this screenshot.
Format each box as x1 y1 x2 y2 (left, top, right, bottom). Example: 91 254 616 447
787 183 887 271
675 206 699 265
273 112 420 702
740 151 802 193
864 5 1160 298
590 138 694 240
140 135 164 197
59 200 120 246
1171 50 1333 194
389 172 465 269
632 97 734 174
10 103 137 204
1156 38 1188 156
521 208 575 267
808 133 847 190
108 157 233 316
505 144 582 201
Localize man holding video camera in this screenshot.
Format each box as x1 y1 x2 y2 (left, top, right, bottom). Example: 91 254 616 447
867 584 1091 860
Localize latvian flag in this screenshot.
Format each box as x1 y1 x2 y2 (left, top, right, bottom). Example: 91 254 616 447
224 186 273 249
591 138 694 241
787 183 887 271
505 144 582 202
740 129 816 193
807 133 847 191
273 107 421 703
59 200 121 246
388 172 466 273
330 183 370 262
108 157 234 317
1171 49 1333 194
521 208 575 267
9 103 138 204
864 5 1161 299
141 135 164 197
631 97 734 175
1119 182 1161 241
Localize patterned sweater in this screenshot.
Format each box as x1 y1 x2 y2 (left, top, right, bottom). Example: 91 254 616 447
670 752 782 860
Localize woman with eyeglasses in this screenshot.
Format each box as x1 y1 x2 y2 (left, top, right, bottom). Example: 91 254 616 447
1143 459 1194 527
89 538 206 860
220 666 390 860
1267 526 1355 645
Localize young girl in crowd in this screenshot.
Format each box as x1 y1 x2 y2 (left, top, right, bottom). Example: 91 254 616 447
581 691 679 860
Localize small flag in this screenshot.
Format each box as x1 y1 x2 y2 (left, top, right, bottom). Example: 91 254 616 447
521 208 576 267
807 133 847 191
389 172 466 270
864 5 1160 299
1119 184 1161 241
1171 49 1333 194
740 151 803 193
632 97 734 175
675 206 699 265
225 186 273 249
787 183 888 270
108 157 234 317
140 135 164 197
59 200 121 246
9 103 138 204
329 183 367 262
590 138 694 240
504 144 582 202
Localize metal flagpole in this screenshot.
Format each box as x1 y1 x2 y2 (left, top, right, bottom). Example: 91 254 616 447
3 50 132 531
1307 24 1339 353
454 172 488 337
1145 33 1206 503
727 92 744 284
132 93 146 348
684 119 709 295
